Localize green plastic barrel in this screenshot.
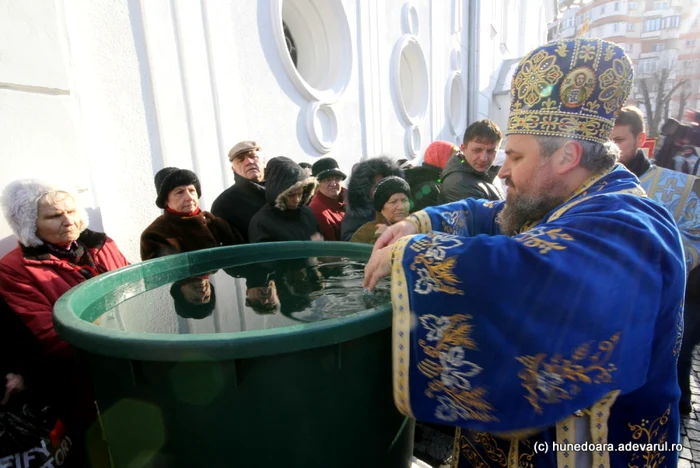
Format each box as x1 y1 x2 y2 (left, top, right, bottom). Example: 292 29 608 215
54 242 414 468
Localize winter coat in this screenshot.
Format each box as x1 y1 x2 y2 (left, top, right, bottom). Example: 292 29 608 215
211 172 267 243
0 230 129 358
350 213 392 245
249 157 320 243
0 295 43 387
140 209 242 261
340 156 403 241
309 188 347 241
0 289 97 434
438 154 505 203
404 163 442 212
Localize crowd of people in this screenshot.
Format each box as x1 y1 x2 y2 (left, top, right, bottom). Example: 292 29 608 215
1 36 700 467
0 113 514 463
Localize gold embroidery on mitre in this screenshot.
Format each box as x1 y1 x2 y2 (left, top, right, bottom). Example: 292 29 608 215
507 39 634 144
598 58 634 115
515 332 620 413
512 50 563 108
555 42 568 58
559 67 596 109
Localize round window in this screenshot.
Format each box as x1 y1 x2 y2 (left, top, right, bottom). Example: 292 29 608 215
447 73 466 135
272 0 353 102
283 22 298 68
393 36 429 125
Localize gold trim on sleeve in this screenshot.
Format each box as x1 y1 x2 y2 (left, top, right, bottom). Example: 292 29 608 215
408 210 432 233
392 235 416 419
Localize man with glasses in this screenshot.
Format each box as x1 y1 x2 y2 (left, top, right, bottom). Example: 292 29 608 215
211 141 267 243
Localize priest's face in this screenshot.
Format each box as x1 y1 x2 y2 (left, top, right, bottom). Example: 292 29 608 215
496 135 567 235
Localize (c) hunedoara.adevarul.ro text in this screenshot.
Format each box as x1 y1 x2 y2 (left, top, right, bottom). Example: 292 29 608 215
532 441 684 454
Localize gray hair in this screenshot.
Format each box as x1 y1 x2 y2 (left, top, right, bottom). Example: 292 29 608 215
534 136 620 174
1 179 89 247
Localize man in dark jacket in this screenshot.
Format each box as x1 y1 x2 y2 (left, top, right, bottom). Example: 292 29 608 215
309 157 347 241
249 157 321 242
439 120 505 203
340 156 403 241
211 141 267 243
612 105 700 415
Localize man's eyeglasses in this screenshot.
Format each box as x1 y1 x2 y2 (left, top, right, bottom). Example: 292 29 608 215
233 151 261 163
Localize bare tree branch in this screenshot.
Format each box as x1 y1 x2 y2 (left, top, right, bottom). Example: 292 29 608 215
634 58 688 137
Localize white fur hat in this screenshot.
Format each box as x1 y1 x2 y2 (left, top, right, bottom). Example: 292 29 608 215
1 179 89 247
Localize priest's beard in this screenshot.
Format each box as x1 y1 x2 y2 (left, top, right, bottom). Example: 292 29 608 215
496 175 567 236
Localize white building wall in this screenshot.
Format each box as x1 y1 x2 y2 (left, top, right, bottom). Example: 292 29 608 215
0 0 91 255
479 0 549 132
0 0 551 261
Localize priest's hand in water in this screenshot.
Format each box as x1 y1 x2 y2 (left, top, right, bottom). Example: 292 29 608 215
363 245 392 292
372 220 417 252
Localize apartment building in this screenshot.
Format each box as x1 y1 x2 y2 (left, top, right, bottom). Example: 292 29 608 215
550 0 700 132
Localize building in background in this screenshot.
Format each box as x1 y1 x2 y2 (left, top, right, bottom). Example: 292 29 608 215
549 0 700 136
0 0 554 261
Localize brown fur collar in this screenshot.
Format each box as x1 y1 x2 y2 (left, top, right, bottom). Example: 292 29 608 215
274 177 318 211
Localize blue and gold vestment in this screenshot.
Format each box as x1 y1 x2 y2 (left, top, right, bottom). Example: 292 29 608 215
391 167 686 468
638 165 700 273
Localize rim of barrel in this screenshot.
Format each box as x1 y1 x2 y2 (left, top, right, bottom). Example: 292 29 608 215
53 242 392 362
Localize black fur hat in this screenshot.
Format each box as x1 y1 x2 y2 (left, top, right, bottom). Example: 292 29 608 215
372 176 410 212
154 167 201 209
312 157 346 181
347 156 403 211
170 279 216 320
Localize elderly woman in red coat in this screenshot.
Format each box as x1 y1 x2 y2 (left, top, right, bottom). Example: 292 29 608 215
0 179 129 357
0 179 129 449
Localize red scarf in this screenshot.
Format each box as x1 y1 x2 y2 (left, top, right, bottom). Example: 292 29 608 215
166 207 202 217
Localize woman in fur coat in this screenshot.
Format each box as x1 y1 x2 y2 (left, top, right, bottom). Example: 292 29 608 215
140 167 243 260
350 176 411 245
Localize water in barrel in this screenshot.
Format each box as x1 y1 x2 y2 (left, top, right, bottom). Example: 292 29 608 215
93 257 391 334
